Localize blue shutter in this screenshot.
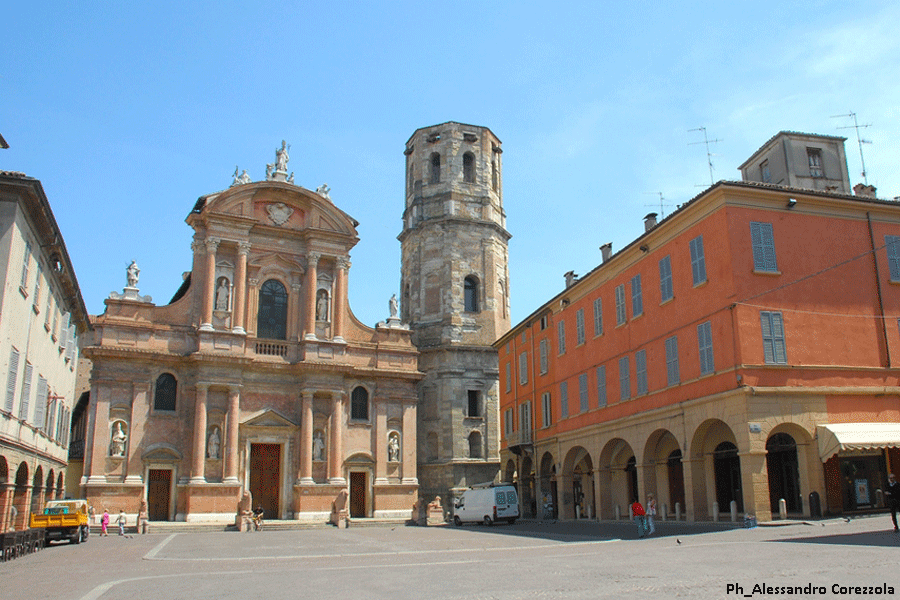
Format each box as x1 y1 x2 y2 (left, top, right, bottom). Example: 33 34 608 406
751 222 778 272
887 236 900 281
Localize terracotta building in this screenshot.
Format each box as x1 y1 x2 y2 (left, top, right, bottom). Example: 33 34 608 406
81 146 421 522
0 171 89 532
497 132 900 522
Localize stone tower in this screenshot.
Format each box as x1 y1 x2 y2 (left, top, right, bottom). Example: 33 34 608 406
399 122 511 509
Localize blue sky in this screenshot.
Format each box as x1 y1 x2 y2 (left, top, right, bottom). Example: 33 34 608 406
3 1 898 328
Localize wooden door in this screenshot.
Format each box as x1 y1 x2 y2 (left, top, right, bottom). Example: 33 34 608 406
349 472 366 518
249 444 281 519
147 469 171 521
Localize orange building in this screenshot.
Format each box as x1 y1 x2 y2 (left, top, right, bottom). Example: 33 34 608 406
497 132 900 522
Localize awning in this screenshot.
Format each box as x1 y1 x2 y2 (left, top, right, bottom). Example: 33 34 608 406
816 423 900 462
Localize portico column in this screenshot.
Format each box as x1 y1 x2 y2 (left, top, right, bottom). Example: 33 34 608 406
200 238 220 331
333 257 349 343
304 253 320 340
299 390 314 484
224 386 241 484
328 391 345 485
401 399 418 485
232 242 250 334
190 384 209 483
739 449 772 522
374 398 388 485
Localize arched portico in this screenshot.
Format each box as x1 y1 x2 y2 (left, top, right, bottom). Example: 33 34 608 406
562 446 594 519
13 462 29 531
538 452 557 519
766 423 815 516
643 429 683 517
690 419 742 519
598 438 636 519
519 455 535 518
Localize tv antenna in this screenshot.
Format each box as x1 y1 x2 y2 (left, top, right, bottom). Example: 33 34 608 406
644 192 674 218
688 127 722 186
832 112 872 185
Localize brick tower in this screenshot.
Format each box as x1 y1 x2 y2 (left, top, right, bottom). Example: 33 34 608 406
399 122 511 511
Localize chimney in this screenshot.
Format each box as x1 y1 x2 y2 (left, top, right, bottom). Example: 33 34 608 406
564 271 578 288
600 243 612 262
643 212 658 232
853 183 877 198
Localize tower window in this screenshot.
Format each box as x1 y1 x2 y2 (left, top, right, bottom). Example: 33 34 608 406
464 276 479 312
468 431 483 458
351 386 369 421
807 148 824 178
258 279 288 340
463 152 475 183
467 390 481 417
430 152 441 184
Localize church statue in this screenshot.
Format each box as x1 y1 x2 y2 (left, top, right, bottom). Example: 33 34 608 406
215 279 230 311
316 290 329 321
275 140 289 172
389 294 399 318
126 261 140 288
207 427 221 459
232 166 251 186
313 430 326 461
316 184 331 199
110 422 127 457
388 433 400 462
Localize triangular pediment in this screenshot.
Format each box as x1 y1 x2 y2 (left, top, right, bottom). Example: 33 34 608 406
242 409 297 428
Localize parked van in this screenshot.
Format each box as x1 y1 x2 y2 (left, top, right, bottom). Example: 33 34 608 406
453 484 519 526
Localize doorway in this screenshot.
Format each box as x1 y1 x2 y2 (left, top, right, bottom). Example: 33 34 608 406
349 472 367 518
249 443 281 519
147 469 172 521
766 433 801 513
714 441 743 513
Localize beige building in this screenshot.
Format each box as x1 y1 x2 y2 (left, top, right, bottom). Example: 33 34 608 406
81 147 421 522
0 171 90 532
399 122 511 509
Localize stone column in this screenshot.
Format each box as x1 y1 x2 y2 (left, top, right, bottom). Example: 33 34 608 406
224 386 241 484
739 449 772 522
401 399 418 485
333 257 350 343
125 381 151 485
200 238 220 331
681 456 700 522
299 390 314 484
190 384 209 483
289 283 302 341
0 483 12 532
85 384 110 485
374 398 388 485
246 279 259 337
232 242 250 334
304 253 320 340
328 391 345 485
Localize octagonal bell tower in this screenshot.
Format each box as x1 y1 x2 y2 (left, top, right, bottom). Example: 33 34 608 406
399 122 511 510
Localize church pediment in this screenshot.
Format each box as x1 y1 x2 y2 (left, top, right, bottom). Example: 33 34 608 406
242 409 297 428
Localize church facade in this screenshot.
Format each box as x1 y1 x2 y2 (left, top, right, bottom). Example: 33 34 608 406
80 144 421 522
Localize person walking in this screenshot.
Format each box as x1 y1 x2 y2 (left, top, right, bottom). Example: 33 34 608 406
116 509 127 536
885 473 900 532
100 509 110 536
646 494 657 536
631 498 647 538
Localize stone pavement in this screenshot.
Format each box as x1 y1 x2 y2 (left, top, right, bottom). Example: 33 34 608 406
2 515 899 599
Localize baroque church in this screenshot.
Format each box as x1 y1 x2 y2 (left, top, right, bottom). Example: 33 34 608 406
79 122 509 521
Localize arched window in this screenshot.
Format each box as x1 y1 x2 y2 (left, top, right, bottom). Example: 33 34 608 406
430 152 441 184
154 373 177 411
464 276 479 313
258 279 288 340
463 152 475 183
351 386 369 421
468 431 483 458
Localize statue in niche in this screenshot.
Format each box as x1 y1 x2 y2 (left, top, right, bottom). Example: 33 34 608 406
126 261 140 288
110 421 128 457
389 294 398 318
388 433 400 462
316 289 329 321
207 427 221 459
313 430 326 461
215 278 230 311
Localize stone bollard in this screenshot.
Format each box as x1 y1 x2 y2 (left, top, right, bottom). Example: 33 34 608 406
675 502 681 521
779 498 787 520
661 504 667 522
615 504 621 521
876 489 885 508
575 505 581 519
730 500 738 522
712 501 720 522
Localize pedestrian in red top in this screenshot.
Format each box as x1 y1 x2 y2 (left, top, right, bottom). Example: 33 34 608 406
631 499 647 538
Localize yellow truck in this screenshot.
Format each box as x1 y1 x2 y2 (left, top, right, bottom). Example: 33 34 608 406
29 499 90 544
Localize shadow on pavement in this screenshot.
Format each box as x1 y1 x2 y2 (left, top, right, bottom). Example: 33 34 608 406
772 528 900 548
443 519 738 543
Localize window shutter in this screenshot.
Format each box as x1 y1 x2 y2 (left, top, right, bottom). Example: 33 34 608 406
887 236 900 281
19 362 32 421
771 312 786 363
5 348 19 412
34 376 47 430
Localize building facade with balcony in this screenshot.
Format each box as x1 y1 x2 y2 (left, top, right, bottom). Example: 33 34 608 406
497 132 900 522
80 147 421 522
0 171 89 532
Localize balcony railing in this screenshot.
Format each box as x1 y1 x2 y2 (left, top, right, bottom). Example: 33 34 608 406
506 429 533 447
255 341 288 357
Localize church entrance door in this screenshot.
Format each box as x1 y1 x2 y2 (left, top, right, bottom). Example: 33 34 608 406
147 469 171 521
349 471 366 518
249 443 281 519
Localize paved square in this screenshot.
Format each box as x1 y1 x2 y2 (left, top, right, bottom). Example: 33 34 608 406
2 517 898 599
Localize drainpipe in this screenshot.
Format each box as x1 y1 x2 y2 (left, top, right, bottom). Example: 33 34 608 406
867 213 891 367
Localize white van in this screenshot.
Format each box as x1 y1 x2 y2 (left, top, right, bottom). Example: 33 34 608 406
453 484 519 526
